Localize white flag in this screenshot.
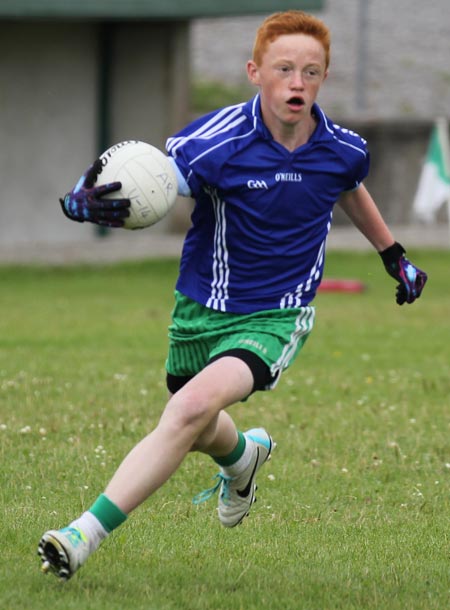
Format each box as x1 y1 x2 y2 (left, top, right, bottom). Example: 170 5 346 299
413 118 450 223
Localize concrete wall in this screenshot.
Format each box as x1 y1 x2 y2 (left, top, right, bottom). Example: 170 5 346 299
0 22 97 246
333 119 433 225
0 20 189 247
191 0 450 121
189 0 450 227
0 6 447 252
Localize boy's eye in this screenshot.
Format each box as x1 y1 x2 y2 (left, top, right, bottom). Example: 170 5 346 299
303 67 322 80
276 65 322 79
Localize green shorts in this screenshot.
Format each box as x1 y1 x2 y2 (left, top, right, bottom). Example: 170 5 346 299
166 291 315 392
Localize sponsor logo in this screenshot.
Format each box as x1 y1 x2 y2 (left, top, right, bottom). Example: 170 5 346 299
247 179 268 189
238 338 268 355
100 140 141 166
247 172 304 188
275 172 302 182
237 448 260 498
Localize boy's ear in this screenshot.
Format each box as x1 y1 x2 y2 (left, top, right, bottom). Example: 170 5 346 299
246 60 260 86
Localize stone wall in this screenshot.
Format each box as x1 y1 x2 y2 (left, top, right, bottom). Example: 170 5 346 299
190 1 449 225
191 0 450 120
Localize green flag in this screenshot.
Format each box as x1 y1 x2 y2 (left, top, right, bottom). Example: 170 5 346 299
413 119 450 222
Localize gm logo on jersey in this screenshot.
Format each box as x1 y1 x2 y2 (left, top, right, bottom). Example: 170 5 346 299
247 179 268 189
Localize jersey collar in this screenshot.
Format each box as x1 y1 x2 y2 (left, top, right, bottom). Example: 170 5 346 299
244 94 334 144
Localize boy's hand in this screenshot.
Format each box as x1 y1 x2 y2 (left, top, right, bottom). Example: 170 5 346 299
379 242 428 305
59 159 130 228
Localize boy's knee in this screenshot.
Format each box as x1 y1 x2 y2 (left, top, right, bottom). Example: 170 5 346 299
164 390 215 432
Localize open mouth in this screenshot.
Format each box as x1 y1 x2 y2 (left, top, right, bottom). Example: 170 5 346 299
286 96 305 110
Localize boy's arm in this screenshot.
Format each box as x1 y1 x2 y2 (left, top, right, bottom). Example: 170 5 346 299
338 183 394 251
339 185 428 305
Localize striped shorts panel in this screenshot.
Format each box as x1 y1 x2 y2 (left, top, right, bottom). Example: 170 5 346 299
165 291 315 390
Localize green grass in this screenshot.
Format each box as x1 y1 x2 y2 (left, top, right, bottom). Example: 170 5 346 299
0 251 449 609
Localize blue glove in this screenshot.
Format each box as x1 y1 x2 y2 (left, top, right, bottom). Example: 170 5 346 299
59 159 131 228
379 242 428 305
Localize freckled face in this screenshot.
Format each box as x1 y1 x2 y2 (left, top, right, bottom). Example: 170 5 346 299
247 33 328 129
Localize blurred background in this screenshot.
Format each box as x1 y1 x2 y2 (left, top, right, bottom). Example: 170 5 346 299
0 0 448 263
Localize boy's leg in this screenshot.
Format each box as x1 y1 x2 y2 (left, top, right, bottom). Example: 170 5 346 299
187 307 315 526
104 356 254 513
192 425 275 528
189 350 275 528
38 356 253 580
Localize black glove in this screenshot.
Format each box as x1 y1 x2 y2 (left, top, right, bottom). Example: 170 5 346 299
59 159 131 228
379 242 428 305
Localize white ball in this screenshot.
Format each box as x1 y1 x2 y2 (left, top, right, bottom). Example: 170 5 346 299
97 140 178 230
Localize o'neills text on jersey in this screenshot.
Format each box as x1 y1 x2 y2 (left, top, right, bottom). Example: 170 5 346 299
275 172 302 182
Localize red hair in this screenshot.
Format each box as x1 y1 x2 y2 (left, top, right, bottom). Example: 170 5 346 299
252 10 331 68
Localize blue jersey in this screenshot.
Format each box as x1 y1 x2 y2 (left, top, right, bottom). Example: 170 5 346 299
166 95 369 314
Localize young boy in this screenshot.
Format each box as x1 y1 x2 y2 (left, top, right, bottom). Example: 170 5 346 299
39 10 427 580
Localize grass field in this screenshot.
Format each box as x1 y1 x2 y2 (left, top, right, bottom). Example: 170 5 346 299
0 250 449 610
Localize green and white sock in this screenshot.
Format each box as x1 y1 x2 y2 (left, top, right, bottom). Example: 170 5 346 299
213 431 254 477
69 494 128 552
88 493 128 533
